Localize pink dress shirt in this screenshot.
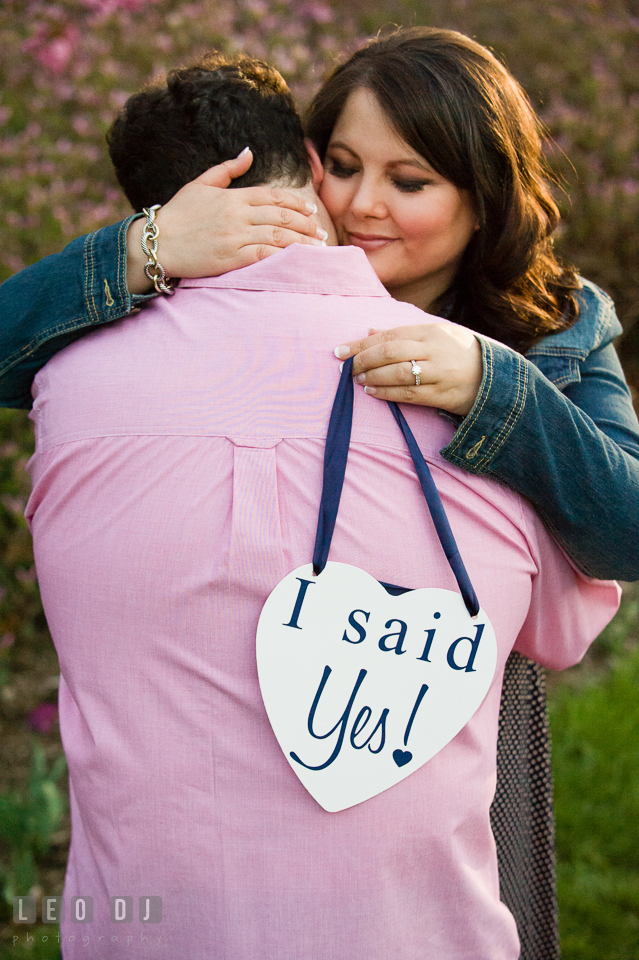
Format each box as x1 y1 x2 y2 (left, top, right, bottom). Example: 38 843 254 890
27 244 619 960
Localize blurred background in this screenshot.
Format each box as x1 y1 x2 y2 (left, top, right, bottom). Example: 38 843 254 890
0 1 637 957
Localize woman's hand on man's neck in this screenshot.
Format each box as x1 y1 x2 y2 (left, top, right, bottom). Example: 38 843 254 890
125 150 332 295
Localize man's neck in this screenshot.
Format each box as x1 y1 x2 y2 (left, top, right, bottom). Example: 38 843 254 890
283 182 337 246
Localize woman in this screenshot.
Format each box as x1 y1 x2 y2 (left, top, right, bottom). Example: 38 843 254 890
305 35 638 958
1 26 638 960
304 30 639 959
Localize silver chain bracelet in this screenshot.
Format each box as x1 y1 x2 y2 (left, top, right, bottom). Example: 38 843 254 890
141 205 175 296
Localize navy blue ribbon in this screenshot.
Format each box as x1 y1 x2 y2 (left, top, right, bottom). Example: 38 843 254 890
312 357 480 618
312 357 354 577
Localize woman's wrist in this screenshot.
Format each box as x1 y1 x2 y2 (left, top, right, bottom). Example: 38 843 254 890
126 216 155 295
440 336 527 470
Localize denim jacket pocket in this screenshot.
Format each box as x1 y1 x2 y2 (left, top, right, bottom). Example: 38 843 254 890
528 353 582 390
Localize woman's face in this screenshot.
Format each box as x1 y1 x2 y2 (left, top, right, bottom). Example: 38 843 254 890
319 87 478 310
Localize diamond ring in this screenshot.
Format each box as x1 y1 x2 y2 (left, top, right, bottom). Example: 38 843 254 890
410 360 422 386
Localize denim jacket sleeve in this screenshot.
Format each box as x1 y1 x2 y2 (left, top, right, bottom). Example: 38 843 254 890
0 216 154 408
442 280 639 581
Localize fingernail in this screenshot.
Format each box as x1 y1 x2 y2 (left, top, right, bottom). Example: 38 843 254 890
334 345 349 359
306 202 318 214
316 227 328 240
310 237 326 246
237 146 251 157
355 373 366 384
339 361 344 372
368 327 379 335
364 386 377 396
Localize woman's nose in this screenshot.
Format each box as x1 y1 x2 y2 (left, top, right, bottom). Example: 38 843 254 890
349 178 387 220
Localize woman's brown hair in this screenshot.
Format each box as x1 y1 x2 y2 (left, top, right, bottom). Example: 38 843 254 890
305 27 581 352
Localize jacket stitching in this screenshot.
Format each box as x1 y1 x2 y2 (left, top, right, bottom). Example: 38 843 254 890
445 336 494 461
526 282 616 358
117 217 127 304
0 319 97 373
448 340 528 469
527 345 588 359
85 231 98 323
483 352 527 462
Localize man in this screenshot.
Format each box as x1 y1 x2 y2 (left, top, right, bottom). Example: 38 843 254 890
26 55 618 960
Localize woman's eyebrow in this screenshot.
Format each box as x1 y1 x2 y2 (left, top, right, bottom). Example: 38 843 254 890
328 140 434 174
387 157 435 174
326 140 358 156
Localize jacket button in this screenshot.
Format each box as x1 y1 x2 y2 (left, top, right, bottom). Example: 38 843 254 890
466 436 486 460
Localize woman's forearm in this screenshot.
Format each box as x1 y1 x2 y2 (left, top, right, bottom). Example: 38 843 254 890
442 336 639 581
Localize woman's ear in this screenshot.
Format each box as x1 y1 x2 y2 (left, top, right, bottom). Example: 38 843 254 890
305 138 324 191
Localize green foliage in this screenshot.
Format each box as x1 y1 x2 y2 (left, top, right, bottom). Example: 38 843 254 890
1 928 62 959
0 410 41 665
549 598 639 959
594 586 639 659
0 741 66 904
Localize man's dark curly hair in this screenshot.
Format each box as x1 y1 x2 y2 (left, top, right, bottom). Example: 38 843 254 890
107 53 311 211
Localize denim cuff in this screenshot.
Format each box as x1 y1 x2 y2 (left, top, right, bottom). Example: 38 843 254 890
440 336 528 473
85 214 157 321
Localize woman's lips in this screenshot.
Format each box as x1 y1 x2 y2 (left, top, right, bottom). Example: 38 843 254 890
346 232 397 252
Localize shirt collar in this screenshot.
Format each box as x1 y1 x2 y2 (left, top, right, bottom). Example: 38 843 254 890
179 243 391 298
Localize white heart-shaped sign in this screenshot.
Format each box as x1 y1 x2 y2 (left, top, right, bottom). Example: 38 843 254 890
256 562 497 812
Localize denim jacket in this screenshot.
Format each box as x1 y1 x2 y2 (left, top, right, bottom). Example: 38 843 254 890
2 219 639 580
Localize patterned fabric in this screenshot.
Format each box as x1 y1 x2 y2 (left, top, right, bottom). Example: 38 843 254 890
492 652 561 960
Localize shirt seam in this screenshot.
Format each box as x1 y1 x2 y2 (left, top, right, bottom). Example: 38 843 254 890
34 432 451 462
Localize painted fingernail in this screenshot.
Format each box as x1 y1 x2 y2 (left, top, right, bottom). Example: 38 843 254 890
368 327 379 335
339 362 344 372
306 201 318 214
237 146 251 157
334 345 349 359
355 373 366 384
310 237 326 246
364 386 377 396
316 227 329 240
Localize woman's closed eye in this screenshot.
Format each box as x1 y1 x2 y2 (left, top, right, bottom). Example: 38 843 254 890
326 157 358 179
327 157 430 195
392 178 430 194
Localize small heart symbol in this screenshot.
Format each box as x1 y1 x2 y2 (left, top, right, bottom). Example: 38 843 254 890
392 749 413 767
